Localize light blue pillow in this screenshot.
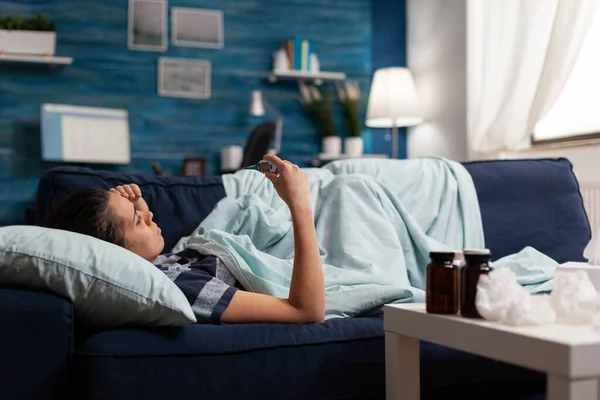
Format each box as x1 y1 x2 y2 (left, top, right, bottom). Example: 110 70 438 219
0 226 196 328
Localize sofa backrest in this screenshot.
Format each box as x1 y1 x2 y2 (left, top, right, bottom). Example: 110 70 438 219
35 167 226 251
36 158 591 263
463 158 590 263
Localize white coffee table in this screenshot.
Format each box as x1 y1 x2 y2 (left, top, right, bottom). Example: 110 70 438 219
384 303 600 400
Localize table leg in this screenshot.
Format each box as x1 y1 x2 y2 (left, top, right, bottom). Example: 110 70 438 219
547 374 598 400
385 331 420 400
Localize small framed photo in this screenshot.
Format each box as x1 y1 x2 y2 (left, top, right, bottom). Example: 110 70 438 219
127 0 167 52
158 57 211 99
171 7 224 49
182 158 207 176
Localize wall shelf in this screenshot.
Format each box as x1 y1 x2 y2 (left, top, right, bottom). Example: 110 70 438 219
309 153 389 167
268 70 346 85
0 53 73 65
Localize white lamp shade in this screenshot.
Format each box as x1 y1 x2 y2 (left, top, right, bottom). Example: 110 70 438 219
366 67 422 128
249 90 266 116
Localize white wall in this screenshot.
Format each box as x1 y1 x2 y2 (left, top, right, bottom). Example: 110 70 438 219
407 0 467 161
405 0 600 178
502 145 600 183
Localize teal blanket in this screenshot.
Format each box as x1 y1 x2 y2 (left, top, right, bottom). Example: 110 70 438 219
173 157 556 318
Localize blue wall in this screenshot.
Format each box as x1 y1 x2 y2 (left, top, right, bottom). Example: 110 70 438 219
0 0 372 226
370 0 407 159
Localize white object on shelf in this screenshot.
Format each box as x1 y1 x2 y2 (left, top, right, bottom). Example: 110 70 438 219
310 53 320 73
0 30 56 56
345 137 364 157
272 49 290 72
321 136 342 156
0 53 73 65
268 70 346 85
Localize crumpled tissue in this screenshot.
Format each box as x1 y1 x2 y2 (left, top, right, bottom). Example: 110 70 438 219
476 268 555 326
476 267 600 326
550 270 599 325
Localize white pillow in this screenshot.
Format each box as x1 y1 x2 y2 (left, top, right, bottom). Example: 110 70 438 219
0 226 196 328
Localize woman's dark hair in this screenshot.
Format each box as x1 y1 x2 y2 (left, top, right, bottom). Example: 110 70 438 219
45 188 126 248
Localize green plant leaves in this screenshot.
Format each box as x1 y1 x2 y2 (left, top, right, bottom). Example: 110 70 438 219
0 14 56 32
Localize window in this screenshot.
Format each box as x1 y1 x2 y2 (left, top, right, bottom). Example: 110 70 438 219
533 10 600 145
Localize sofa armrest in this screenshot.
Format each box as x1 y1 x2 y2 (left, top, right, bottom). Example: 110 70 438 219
0 287 73 400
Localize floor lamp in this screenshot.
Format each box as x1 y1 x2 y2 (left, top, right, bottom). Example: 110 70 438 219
365 67 422 159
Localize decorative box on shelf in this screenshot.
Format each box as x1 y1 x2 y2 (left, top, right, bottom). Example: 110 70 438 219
0 29 56 56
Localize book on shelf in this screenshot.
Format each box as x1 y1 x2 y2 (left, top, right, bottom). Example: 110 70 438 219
284 39 294 70
281 36 314 73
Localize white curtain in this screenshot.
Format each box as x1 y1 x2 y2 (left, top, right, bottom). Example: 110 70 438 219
467 0 600 159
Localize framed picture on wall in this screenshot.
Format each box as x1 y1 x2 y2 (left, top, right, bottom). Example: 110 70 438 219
171 7 224 49
128 0 167 51
158 57 211 99
182 158 207 176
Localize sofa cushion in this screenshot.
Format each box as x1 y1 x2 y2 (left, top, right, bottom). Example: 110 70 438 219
73 318 543 400
74 318 385 400
35 167 226 251
0 226 196 329
0 287 73 400
463 158 590 263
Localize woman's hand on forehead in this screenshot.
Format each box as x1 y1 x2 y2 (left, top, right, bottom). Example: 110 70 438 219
109 183 142 200
109 183 149 212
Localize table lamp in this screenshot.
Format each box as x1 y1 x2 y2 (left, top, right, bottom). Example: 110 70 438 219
249 90 284 154
366 67 422 159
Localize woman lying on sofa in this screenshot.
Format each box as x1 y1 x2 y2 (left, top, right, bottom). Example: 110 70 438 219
46 155 325 325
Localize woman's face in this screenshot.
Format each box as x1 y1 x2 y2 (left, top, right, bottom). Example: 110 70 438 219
108 192 164 261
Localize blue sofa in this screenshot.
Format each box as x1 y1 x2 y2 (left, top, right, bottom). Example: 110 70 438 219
0 158 591 400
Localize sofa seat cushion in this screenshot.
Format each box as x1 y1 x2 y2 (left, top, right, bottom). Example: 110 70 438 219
73 317 385 400
72 317 542 400
76 316 383 356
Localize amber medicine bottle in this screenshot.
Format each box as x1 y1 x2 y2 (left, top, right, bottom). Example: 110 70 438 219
426 252 459 314
460 250 492 318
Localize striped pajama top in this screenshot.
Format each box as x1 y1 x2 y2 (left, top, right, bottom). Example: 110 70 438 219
153 248 239 324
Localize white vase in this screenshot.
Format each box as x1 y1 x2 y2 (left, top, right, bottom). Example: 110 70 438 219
0 30 56 55
345 137 364 157
310 53 320 73
273 48 290 72
220 145 243 171
322 136 342 155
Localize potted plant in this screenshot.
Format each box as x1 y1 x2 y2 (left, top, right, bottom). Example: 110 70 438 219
338 81 363 157
298 82 341 155
0 14 57 56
